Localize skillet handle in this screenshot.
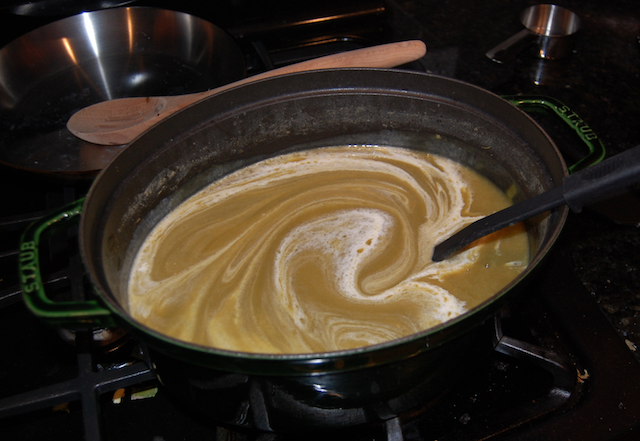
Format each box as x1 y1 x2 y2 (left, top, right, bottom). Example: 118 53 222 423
504 95 606 173
18 198 116 328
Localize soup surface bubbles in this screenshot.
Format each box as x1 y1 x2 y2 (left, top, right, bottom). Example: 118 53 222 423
128 146 529 354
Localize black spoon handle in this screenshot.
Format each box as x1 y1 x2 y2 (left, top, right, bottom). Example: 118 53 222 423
563 144 640 212
432 144 640 262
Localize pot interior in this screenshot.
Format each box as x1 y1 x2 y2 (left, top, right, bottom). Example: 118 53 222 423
81 69 568 361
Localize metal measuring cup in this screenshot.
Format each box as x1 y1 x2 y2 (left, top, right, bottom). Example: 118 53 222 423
486 4 581 63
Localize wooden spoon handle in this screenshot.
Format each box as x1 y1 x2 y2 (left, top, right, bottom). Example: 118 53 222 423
67 40 426 145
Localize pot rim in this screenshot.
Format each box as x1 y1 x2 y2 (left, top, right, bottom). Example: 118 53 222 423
80 68 569 373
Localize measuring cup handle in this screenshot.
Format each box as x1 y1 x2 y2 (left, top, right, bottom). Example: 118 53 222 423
486 29 537 63
19 198 116 328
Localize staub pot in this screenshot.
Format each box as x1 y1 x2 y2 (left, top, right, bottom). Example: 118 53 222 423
20 69 603 432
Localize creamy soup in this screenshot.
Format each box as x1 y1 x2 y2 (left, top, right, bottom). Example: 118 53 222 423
128 146 529 354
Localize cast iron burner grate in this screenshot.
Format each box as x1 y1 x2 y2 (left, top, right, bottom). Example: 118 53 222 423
0 187 155 441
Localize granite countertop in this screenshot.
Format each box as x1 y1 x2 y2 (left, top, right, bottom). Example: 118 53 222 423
388 0 640 361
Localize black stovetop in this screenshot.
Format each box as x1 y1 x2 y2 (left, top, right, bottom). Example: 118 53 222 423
1 0 640 440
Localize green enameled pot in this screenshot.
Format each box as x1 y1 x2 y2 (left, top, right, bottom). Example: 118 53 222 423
19 69 604 432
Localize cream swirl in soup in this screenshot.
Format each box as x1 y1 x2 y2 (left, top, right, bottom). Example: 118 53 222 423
128 146 529 354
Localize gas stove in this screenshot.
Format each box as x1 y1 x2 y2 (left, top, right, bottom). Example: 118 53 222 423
1 1 640 440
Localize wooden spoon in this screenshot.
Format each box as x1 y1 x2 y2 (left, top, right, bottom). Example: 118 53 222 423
67 40 427 146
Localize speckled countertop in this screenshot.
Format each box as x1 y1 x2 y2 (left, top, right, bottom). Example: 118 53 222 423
387 0 640 361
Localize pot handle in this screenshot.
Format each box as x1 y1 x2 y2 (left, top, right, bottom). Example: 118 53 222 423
504 95 606 173
18 198 116 328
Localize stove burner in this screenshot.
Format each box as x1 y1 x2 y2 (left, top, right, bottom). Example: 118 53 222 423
57 327 132 354
0 329 155 441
